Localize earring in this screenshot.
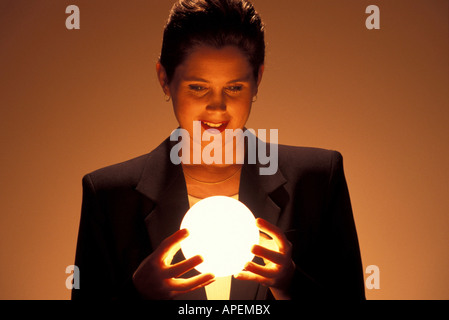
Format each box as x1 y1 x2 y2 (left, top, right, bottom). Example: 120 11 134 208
252 95 258 103
164 94 171 102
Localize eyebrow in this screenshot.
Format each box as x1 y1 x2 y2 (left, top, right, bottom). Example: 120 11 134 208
228 75 252 83
183 77 209 83
182 74 252 83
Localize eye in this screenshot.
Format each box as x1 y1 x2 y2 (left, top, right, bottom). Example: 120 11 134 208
226 85 243 93
188 84 207 92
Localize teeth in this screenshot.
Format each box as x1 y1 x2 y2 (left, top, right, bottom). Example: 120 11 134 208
203 121 223 128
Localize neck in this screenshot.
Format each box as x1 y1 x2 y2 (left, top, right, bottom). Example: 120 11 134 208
182 164 242 198
182 163 242 184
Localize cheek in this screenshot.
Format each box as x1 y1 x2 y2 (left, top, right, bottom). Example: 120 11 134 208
231 101 252 122
172 99 200 127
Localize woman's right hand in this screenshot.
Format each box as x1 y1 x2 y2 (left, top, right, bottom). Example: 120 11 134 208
132 228 215 299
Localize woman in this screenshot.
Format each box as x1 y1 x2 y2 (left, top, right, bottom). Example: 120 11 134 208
72 0 365 300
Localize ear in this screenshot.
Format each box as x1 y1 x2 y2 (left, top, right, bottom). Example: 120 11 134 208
156 62 170 96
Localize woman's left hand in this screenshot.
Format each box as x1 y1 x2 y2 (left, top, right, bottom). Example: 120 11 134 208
234 218 295 300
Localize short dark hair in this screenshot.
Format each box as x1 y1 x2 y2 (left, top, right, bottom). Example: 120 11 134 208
160 0 265 83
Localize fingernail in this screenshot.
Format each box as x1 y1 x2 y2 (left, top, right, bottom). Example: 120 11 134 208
207 273 215 280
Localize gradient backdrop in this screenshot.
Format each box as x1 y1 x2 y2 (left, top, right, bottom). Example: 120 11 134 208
0 0 447 299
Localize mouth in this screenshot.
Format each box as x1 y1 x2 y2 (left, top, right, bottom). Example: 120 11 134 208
201 120 229 133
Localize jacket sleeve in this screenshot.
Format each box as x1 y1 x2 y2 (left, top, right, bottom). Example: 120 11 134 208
72 173 143 299
288 151 365 300
326 151 365 299
71 174 116 299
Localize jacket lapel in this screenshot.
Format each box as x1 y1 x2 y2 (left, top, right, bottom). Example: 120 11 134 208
135 138 207 299
136 139 190 250
230 147 288 300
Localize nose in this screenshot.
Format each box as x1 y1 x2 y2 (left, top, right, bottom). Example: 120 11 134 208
206 89 226 112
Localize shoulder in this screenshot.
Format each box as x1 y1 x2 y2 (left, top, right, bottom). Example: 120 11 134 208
82 153 149 192
278 144 342 162
82 138 171 191
277 144 344 178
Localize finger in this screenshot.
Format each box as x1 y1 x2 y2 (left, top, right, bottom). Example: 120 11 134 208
173 280 216 298
154 229 190 261
252 244 285 265
175 276 216 296
165 255 204 279
234 270 272 287
170 273 215 292
259 230 272 240
256 219 290 254
244 261 277 279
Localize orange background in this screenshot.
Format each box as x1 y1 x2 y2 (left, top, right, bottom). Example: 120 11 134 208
0 0 447 299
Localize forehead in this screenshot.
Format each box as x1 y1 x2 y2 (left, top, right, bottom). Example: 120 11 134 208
174 45 253 82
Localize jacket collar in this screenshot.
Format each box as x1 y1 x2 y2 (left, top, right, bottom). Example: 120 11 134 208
135 133 287 299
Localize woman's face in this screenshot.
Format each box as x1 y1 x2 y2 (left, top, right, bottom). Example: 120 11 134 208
157 45 263 151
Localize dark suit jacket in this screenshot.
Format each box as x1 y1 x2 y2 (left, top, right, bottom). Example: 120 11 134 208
72 136 365 300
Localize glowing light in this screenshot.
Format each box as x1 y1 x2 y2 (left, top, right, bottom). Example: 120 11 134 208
180 196 259 277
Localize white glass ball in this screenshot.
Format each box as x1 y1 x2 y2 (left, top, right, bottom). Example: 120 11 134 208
180 196 259 277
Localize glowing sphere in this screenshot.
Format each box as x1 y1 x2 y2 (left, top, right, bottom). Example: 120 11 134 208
180 196 259 277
